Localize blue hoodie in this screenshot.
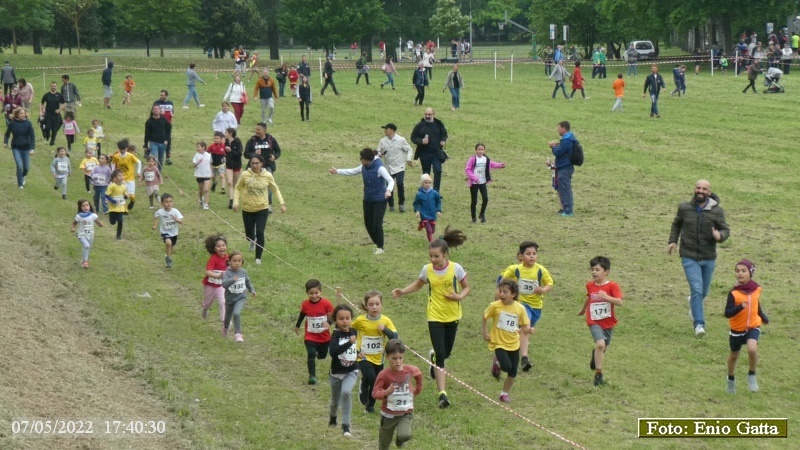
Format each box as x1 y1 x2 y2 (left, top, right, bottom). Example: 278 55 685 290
413 187 441 221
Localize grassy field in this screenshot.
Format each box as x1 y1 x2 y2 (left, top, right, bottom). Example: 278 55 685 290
1 53 798 450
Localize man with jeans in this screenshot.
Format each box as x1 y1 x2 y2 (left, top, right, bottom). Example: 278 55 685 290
376 123 413 212
668 179 730 338
548 120 577 217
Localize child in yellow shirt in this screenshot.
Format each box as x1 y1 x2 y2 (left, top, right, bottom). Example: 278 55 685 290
78 149 99 193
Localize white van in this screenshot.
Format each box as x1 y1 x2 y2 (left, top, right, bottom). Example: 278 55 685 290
623 41 656 61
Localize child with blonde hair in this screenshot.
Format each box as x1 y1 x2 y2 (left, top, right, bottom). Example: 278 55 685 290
413 174 441 242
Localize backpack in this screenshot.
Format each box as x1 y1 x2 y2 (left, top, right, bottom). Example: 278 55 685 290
569 140 584 166
355 59 364 69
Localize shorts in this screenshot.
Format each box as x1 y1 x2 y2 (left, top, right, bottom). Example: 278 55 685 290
212 164 225 175
103 85 112 98
123 181 136 195
729 328 760 352
196 177 210 184
521 304 542 328
146 185 160 196
589 324 613 346
226 167 241 173
161 234 178 246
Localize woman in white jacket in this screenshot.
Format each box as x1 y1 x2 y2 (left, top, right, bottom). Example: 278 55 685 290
223 73 247 124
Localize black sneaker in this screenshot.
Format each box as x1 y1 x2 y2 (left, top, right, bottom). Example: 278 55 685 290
438 392 450 409
211 182 216 192
396 435 405 447
165 159 173 165
365 406 374 413
128 200 135 211
328 416 337 427
54 185 58 190
594 373 606 387
428 349 436 380
480 215 486 223
491 357 501 380
521 356 532 372
228 199 233 210
342 424 351 437
590 349 596 370
62 194 67 200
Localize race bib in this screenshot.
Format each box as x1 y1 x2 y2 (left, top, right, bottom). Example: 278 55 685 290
361 335 384 355
77 223 94 237
229 278 247 294
518 278 538 295
112 195 125 205
589 302 612 321
144 171 156 182
475 165 486 178
387 386 413 412
339 337 357 365
94 174 107 185
208 270 223 285
160 215 177 231
57 162 69 172
84 162 96 171
307 316 328 333
497 311 519 333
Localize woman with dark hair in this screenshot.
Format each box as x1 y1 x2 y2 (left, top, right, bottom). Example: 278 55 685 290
328 148 394 254
233 154 287 265
3 86 22 123
275 63 288 97
17 79 34 112
3 107 36 188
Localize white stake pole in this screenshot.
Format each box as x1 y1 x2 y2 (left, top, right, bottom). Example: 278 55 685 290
319 58 323 85
735 50 739 77
710 49 713 76
511 53 514 83
494 52 497 79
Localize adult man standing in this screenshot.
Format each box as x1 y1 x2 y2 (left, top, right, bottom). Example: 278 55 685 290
102 61 114 109
2 61 17 95
298 55 311 79
143 105 172 169
410 108 447 194
376 123 413 212
253 68 278 124
548 121 577 217
626 43 639 77
412 62 428 106
153 90 175 164
40 82 65 147
61 75 82 117
643 64 666 118
668 180 729 338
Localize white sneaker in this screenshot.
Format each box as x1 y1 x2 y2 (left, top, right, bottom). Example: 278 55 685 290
199 104 206 108
267 118 273 125
255 258 262 265
694 325 706 338
726 378 736 394
182 105 189 110
234 333 244 342
747 374 759 392
373 248 385 255
249 241 256 251
202 203 209 210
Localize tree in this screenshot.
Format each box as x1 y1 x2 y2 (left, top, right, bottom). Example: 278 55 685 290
280 0 388 54
121 0 199 57
53 0 98 55
0 0 54 54
197 0 264 58
430 0 470 40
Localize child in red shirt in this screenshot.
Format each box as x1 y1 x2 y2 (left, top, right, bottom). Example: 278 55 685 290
570 60 588 99
288 66 300 96
372 339 423 450
208 132 227 194
578 256 623 387
294 279 334 385
202 234 229 324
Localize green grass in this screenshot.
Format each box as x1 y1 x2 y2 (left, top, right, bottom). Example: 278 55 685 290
2 55 798 450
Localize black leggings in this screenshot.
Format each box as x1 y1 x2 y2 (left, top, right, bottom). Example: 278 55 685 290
743 79 756 92
359 360 383 407
109 212 124 238
363 200 387 249
299 100 310 120
495 348 520 378
242 209 269 259
321 76 338 95
84 174 92 192
305 341 329 377
428 321 459 368
469 183 488 219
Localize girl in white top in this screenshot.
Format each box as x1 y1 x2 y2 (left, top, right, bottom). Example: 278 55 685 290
192 141 213 210
71 199 104 268
223 74 247 124
422 48 435 80
211 102 238 133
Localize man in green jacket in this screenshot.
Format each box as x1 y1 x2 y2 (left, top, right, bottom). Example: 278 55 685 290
668 179 730 338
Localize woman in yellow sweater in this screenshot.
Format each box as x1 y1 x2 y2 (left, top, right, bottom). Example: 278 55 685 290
233 155 286 265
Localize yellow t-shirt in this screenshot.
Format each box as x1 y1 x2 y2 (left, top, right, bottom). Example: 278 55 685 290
500 263 554 309
83 137 99 152
352 314 397 365
106 183 128 213
423 262 466 323
110 152 141 183
79 157 99 176
484 300 530 351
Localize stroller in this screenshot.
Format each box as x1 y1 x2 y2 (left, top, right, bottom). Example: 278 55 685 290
763 67 785 93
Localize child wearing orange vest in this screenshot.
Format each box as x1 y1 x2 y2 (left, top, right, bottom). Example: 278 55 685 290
724 259 769 394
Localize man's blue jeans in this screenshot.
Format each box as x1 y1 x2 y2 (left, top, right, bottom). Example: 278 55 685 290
681 257 716 327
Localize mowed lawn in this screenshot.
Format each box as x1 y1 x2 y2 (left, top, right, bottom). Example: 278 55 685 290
1 53 798 450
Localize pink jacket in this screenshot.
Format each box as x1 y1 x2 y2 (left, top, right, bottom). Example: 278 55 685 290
465 154 505 187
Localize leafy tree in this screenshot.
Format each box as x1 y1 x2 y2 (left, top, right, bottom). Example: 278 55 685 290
120 0 199 57
53 0 98 55
197 0 264 58
280 0 387 54
0 0 54 54
429 0 470 40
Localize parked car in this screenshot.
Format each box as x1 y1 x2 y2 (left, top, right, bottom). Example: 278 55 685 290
623 41 656 61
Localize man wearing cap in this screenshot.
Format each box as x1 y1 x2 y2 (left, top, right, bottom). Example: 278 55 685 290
668 179 730 339
376 123 414 212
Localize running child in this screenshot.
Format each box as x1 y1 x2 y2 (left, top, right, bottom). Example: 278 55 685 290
104 169 128 239
497 241 554 372
392 227 469 409
71 199 104 268
109 140 142 211
63 111 79 154
295 279 334 385
90 154 112 214
224 127 243 210
412 174 441 242
482 279 531 402
343 289 397 414
464 143 506 223
329 304 359 437
121 74 135 105
371 339 423 450
140 155 163 209
83 128 99 156
670 64 682 96
51 146 71 199
91 119 104 156
611 73 625 112
193 141 212 210
679 65 687 96
152 193 183 268
208 132 227 194
288 65 299 96
577 256 623 387
79 149 99 193
222 251 256 343
720 55 728 74
724 259 769 394
202 234 228 323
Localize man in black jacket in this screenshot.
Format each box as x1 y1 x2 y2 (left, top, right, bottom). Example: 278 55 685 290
410 108 447 193
320 57 339 96
40 82 65 146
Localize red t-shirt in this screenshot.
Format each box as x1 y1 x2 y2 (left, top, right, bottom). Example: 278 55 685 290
203 253 229 286
372 365 424 416
301 298 334 343
288 70 299 84
584 281 622 329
